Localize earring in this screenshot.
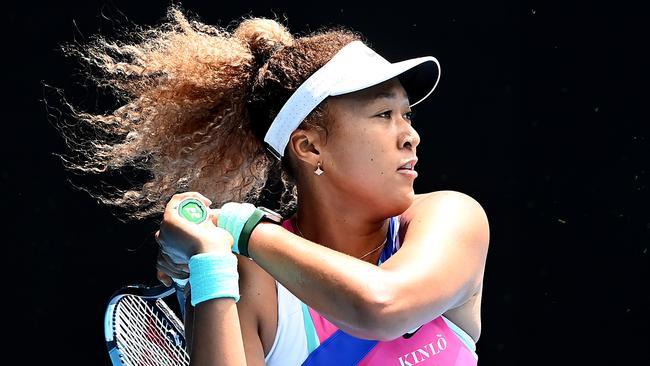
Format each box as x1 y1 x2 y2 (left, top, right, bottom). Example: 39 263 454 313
314 161 324 176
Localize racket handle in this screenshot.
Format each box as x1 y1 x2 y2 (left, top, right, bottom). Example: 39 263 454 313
177 197 209 224
172 197 209 319
173 197 209 288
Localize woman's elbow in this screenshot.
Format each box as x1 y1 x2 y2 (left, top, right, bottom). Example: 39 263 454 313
348 288 407 341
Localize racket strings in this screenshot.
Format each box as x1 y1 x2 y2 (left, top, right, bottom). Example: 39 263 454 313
113 295 190 366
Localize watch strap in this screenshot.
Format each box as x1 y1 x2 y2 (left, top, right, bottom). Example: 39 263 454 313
238 208 266 258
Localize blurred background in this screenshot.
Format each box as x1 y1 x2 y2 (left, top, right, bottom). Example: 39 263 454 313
4 0 647 364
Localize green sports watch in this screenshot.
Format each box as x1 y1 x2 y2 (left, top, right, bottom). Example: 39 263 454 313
237 206 282 257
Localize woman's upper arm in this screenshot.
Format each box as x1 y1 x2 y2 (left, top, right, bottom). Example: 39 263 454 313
186 257 273 365
375 190 490 333
236 255 277 366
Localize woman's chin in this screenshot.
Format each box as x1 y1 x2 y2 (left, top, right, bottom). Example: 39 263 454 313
386 190 415 216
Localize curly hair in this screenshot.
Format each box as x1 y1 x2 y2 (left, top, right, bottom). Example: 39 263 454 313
50 5 363 221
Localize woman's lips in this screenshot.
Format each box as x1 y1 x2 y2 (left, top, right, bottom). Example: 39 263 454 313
397 169 418 178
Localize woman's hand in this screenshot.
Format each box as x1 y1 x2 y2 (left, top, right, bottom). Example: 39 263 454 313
155 192 233 277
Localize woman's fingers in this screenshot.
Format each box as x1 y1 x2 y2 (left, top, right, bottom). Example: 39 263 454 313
156 251 189 279
155 192 219 287
156 261 188 281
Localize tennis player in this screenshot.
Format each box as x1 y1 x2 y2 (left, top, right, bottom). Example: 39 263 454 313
57 6 490 365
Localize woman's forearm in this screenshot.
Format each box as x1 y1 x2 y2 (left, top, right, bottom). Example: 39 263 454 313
249 222 396 339
190 298 247 366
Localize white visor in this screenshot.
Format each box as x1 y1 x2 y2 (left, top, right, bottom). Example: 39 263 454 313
263 40 441 159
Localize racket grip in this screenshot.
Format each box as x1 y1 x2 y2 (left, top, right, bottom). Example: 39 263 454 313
177 198 209 224
174 197 207 290
173 197 209 319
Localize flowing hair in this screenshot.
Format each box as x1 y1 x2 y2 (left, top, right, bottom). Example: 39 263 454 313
47 4 362 221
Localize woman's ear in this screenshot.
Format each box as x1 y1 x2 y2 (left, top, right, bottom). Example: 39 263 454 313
288 128 322 165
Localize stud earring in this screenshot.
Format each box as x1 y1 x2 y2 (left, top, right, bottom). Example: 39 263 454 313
314 161 324 176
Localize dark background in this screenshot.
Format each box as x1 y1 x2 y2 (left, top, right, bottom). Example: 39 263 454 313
4 1 648 365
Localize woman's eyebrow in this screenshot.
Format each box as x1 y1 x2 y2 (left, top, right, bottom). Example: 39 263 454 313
369 90 410 104
372 91 397 100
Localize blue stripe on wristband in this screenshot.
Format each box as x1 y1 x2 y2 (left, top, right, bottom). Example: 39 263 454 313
189 252 240 306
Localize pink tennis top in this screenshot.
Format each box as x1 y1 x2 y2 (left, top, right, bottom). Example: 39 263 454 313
263 218 478 366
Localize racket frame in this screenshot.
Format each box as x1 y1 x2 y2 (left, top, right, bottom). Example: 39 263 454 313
104 284 188 366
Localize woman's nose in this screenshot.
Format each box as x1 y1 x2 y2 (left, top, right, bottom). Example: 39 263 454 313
400 124 420 150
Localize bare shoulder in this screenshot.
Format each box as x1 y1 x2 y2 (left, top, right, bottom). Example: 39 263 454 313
236 255 278 356
401 190 490 235
398 189 490 293
401 190 489 341
237 255 277 294
411 190 487 213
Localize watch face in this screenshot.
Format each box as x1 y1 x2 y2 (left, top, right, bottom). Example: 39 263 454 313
257 206 283 223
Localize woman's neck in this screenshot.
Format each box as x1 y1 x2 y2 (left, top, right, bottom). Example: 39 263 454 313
293 186 390 262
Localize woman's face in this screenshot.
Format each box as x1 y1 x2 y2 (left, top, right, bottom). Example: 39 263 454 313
320 77 421 215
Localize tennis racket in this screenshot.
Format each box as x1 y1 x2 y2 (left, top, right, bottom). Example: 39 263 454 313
104 283 190 366
104 198 209 365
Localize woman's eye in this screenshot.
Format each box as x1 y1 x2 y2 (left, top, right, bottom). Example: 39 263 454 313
377 110 414 121
378 111 392 119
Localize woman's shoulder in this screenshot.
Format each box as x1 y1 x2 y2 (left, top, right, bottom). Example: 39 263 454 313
414 189 484 204
400 190 489 235
237 255 277 300
236 255 278 355
404 190 487 218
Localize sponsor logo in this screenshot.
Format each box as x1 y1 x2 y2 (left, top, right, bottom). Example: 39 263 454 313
397 334 448 366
